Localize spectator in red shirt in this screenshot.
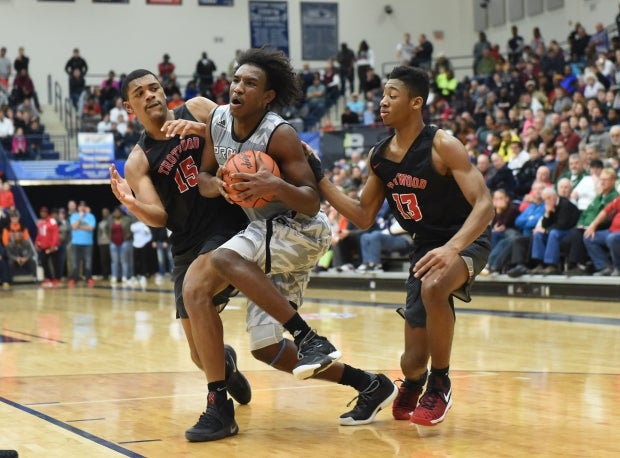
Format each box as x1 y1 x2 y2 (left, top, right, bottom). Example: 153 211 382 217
0 181 15 211
35 206 60 287
555 120 581 155
158 53 175 86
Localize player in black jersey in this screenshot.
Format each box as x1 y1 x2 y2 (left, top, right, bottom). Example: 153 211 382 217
162 47 397 442
109 69 251 436
309 65 493 427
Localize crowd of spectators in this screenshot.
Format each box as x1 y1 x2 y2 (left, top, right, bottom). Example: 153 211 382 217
5 16 620 279
312 19 620 277
0 176 173 291
0 45 46 160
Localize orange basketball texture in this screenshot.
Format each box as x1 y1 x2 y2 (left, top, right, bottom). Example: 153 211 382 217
224 150 281 208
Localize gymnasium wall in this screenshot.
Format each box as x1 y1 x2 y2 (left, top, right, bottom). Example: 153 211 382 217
1 0 617 97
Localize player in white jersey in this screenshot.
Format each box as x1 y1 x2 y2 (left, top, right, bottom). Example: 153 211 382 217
163 47 397 442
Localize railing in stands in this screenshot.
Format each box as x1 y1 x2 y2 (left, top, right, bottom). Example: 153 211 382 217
53 80 63 121
64 98 76 137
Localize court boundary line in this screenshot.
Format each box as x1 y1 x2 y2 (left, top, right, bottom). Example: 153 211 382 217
0 396 146 458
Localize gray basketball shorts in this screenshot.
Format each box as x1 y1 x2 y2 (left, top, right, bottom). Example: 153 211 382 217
216 211 332 350
400 227 491 328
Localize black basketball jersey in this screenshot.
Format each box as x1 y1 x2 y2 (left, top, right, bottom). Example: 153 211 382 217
137 104 247 256
369 125 472 243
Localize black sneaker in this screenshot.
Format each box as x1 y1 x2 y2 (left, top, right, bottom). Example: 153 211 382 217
225 344 251 405
292 330 342 380
185 396 239 442
339 374 398 425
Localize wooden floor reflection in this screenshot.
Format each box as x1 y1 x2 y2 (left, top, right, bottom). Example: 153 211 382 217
0 281 618 457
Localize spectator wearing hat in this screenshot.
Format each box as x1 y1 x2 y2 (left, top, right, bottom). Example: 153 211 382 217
68 201 96 288
346 93 365 117
35 206 60 288
583 72 605 99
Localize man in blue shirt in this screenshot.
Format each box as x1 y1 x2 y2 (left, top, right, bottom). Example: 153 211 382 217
68 200 96 287
505 181 547 277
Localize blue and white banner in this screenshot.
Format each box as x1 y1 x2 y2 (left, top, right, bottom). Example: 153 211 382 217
249 1 289 56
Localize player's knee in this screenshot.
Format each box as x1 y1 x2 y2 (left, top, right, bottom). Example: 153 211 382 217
182 278 201 312
211 248 238 272
420 280 449 305
401 350 427 374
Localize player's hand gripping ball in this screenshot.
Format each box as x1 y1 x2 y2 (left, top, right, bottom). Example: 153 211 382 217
223 150 281 208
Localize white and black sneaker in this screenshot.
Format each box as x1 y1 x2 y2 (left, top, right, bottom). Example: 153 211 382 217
339 374 398 425
292 330 341 380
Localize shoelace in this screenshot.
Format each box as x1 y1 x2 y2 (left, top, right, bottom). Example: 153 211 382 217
195 405 222 428
345 377 380 408
296 330 321 359
393 379 419 408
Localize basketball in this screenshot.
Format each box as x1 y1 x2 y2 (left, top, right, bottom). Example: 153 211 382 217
223 150 281 208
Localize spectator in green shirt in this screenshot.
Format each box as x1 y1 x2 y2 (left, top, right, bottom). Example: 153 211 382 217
562 168 618 275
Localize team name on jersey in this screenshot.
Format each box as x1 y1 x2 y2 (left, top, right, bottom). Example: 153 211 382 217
157 137 200 175
214 146 237 164
387 173 428 190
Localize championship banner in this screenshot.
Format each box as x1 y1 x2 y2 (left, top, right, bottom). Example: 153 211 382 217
249 1 289 56
77 133 115 179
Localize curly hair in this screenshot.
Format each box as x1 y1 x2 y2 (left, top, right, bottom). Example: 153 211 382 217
236 47 302 109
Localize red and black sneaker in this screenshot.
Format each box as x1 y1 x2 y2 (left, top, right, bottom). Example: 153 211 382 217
410 387 452 426
392 379 423 420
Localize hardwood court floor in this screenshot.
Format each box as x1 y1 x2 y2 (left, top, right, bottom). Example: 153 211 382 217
0 281 618 457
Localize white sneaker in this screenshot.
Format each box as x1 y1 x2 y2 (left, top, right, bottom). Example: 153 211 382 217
110 277 117 284
155 274 163 285
139 276 147 289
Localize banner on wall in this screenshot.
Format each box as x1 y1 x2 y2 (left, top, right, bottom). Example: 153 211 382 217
320 126 391 170
147 0 181 4
249 1 289 56
300 2 338 61
76 133 115 179
92 0 129 3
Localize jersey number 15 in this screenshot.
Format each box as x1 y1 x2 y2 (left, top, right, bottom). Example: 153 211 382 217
174 156 199 193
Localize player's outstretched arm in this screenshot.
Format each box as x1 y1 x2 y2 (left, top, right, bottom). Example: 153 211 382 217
110 147 168 227
304 143 385 229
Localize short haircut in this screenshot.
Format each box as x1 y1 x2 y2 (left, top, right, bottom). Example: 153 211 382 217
387 65 430 105
121 69 159 101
